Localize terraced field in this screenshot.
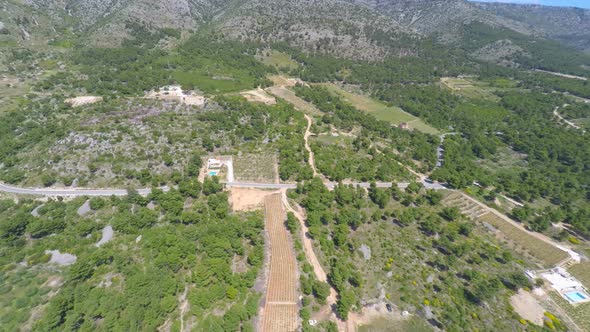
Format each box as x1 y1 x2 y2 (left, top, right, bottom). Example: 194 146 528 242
261 194 299 332
443 192 569 268
477 212 569 268
442 192 488 219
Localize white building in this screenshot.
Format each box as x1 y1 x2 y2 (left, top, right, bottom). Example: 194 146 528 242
540 268 590 305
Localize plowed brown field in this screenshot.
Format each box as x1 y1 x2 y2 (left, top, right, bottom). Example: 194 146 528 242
261 194 299 332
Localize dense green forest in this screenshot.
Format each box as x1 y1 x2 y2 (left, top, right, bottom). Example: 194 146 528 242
0 174 264 331
38 35 273 96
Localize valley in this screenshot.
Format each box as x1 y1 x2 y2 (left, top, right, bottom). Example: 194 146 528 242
1 0 590 331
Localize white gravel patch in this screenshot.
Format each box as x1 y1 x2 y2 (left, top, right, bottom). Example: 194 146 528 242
45 250 77 266
31 205 43 217
359 244 371 261
95 225 113 247
77 200 91 216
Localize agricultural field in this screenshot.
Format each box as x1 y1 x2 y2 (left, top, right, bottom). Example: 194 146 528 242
266 86 323 116
477 212 569 268
320 83 439 134
233 153 278 183
442 191 570 268
257 50 299 70
261 194 299 332
568 262 590 287
440 77 502 101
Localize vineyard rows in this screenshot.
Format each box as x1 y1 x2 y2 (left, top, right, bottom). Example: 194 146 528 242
261 194 299 332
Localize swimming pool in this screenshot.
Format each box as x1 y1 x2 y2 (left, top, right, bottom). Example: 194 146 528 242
565 291 588 303
208 171 219 176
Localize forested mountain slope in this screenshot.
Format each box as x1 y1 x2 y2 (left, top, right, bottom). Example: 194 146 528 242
6 0 589 69
475 2 590 52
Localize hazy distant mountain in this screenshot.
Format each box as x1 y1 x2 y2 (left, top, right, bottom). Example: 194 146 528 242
474 2 590 52
7 0 589 62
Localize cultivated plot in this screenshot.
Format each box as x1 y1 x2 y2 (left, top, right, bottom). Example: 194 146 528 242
261 194 299 332
478 212 569 268
320 83 439 134
233 153 278 183
440 77 506 101
442 192 569 268
257 50 299 70
266 86 322 116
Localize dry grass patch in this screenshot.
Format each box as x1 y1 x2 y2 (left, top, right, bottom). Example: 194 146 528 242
510 289 545 325
240 88 276 105
568 263 590 287
64 96 103 107
229 188 277 212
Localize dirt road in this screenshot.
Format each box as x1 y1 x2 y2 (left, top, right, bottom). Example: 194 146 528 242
458 192 573 262
281 190 347 331
303 114 318 176
553 105 583 131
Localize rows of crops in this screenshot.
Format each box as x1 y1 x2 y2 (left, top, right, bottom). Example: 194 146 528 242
261 194 299 332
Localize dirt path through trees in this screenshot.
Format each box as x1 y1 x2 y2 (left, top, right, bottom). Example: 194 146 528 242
303 114 318 177
281 190 348 331
553 105 584 131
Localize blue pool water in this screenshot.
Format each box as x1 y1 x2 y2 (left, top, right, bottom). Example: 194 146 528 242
208 171 218 176
565 292 587 303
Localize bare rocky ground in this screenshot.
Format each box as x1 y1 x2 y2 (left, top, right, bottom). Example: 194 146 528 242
510 289 545 325
16 99 220 187
95 225 113 247
77 200 91 216
45 250 77 266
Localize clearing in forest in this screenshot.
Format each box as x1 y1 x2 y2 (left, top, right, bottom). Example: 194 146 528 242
320 83 439 134
240 88 277 105
510 289 545 326
233 153 278 183
229 188 278 212
258 50 299 70
440 77 503 101
260 194 299 332
64 96 103 107
266 86 322 116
